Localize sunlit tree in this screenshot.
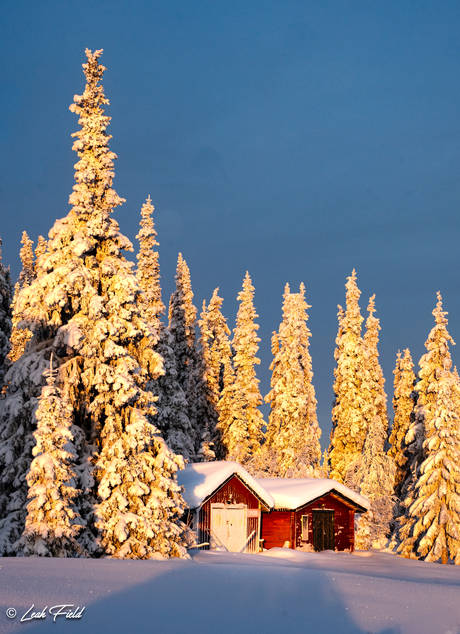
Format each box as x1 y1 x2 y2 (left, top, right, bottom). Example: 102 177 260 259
0 50 188 558
264 283 322 477
398 294 460 563
329 271 375 483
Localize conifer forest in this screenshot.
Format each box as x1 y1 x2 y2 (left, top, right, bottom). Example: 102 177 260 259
1 49 460 566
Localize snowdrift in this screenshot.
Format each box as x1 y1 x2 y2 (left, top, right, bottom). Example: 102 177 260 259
1 549 460 633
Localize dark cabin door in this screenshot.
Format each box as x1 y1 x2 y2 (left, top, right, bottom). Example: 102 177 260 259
312 510 335 551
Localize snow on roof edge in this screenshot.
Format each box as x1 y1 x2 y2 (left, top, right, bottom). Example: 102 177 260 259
177 462 370 512
255 478 370 511
177 461 275 510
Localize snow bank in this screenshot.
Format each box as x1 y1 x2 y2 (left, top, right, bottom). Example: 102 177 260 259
257 477 370 510
1 549 460 634
177 461 274 509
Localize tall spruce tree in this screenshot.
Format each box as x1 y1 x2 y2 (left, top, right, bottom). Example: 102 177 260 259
331 291 395 546
363 295 389 433
349 296 395 548
220 273 264 463
34 236 47 278
136 196 163 336
398 294 460 563
388 349 417 546
18 232 35 288
152 326 195 462
0 49 188 558
135 198 193 461
0 238 13 385
9 231 36 364
17 359 85 557
168 254 204 457
329 271 375 483
389 349 416 498
353 412 396 549
264 283 322 477
0 231 46 553
395 378 424 553
217 356 238 460
197 289 231 460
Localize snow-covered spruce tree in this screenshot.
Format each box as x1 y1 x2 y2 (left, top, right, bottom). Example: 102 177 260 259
135 198 194 462
394 377 424 554
329 270 375 483
0 230 45 554
398 294 460 563
17 359 85 556
152 327 195 462
0 49 188 558
219 273 264 464
0 348 49 555
168 254 205 457
136 196 163 337
194 300 218 462
263 283 322 477
343 295 395 548
387 349 417 546
8 232 36 364
234 274 265 455
94 404 187 558
18 232 35 288
352 413 396 549
389 349 416 498
69 50 187 559
34 236 47 278
197 289 232 460
216 356 238 459
452 365 460 412
0 238 13 385
168 254 197 393
363 295 389 436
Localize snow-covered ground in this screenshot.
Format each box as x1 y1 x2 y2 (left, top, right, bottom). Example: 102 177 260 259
1 548 460 633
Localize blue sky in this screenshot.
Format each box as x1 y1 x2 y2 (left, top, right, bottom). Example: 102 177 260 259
1 0 460 446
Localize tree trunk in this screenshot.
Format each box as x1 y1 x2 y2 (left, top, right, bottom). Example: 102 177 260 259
442 547 448 565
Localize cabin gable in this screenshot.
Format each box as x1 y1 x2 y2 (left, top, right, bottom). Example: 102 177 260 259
293 493 355 551
198 474 263 552
261 492 358 552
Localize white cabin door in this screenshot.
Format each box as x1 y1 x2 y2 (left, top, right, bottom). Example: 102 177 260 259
210 504 247 552
210 505 227 550
226 506 247 551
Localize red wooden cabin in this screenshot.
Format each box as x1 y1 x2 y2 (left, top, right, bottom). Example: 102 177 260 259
177 463 369 553
177 462 274 553
259 478 369 552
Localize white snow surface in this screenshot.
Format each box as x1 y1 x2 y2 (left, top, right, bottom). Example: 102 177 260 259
1 549 460 633
177 461 274 509
258 477 371 510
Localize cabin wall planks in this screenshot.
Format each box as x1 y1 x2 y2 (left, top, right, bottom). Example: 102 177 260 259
260 511 292 549
261 493 357 552
197 475 262 552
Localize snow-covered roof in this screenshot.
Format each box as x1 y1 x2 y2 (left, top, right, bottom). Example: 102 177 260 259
177 461 275 510
177 462 369 513
256 478 370 511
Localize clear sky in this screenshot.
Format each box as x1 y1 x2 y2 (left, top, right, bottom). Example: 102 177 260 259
1 0 460 447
